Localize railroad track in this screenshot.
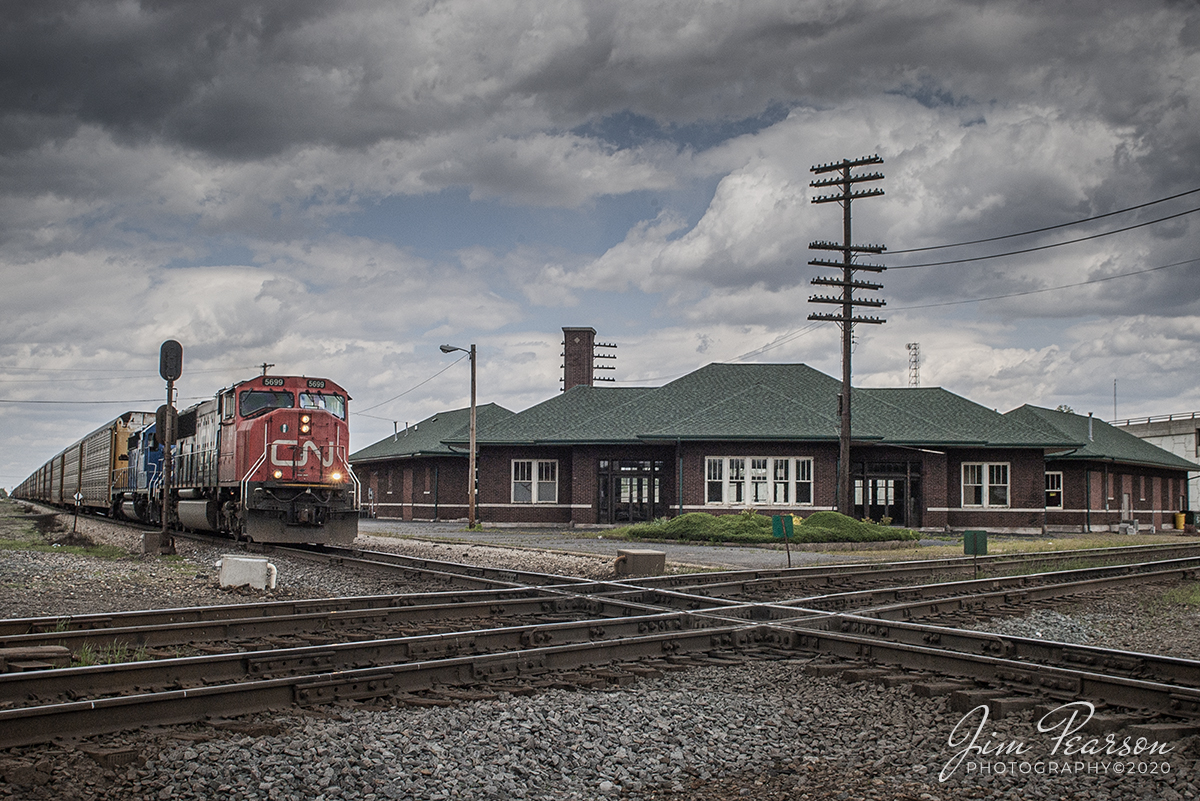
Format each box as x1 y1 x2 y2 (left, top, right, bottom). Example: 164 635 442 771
4 521 1200 749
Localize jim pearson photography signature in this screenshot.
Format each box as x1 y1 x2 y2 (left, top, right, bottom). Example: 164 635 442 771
940 701 1175 782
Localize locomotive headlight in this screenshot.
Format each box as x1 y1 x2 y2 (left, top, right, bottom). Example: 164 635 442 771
300 414 311 434
273 469 283 479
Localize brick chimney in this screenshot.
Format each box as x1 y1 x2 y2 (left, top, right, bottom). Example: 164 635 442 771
562 327 596 391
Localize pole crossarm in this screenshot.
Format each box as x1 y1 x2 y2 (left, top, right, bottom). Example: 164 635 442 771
811 154 883 173
811 188 885 204
808 259 886 272
808 295 886 307
811 276 884 291
807 313 887 325
809 241 886 254
810 172 885 189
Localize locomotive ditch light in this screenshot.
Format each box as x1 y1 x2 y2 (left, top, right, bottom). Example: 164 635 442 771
330 472 343 482
273 470 283 479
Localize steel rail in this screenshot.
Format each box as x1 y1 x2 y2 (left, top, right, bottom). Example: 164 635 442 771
0 611 724 710
0 587 553 638
847 566 1199 623
0 594 658 653
623 541 1200 591
814 613 1200 689
773 556 1200 612
0 624 775 748
767 623 1200 720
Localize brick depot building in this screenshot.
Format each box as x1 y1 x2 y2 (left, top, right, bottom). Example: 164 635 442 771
350 403 514 520
352 337 1196 533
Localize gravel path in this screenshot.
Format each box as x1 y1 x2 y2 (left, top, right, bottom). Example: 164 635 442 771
3 504 1200 800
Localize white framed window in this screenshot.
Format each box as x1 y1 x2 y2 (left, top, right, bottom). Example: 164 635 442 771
962 462 1009 507
512 459 558 503
706 458 724 503
728 458 746 503
750 458 769 504
773 459 789 504
704 457 814 506
1045 472 1063 509
796 458 813 504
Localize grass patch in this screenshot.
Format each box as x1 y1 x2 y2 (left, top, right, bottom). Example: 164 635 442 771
1158 582 1200 607
73 641 151 667
0 500 131 559
613 510 921 545
0 536 128 560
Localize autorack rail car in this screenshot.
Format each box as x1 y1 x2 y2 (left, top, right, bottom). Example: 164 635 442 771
14 375 359 546
14 411 155 513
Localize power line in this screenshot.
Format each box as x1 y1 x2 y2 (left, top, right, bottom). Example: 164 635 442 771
892 257 1198 311
888 205 1200 269
0 396 206 405
355 355 468 417
888 185 1200 254
0 365 258 375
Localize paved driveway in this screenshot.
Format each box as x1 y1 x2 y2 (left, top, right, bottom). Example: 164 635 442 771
357 519 863 570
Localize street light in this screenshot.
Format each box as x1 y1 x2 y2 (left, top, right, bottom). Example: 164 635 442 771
440 343 477 527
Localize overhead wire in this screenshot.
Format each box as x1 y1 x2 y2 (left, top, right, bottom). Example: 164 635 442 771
355 354 468 418
887 204 1200 268
888 185 1200 254
891 257 1198 311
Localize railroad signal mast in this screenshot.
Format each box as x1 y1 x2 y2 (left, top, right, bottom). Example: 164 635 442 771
808 155 886 517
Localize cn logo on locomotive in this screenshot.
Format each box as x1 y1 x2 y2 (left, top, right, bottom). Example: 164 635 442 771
270 440 336 468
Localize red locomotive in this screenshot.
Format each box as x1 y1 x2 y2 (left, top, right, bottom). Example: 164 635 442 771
16 374 359 545
172 374 358 544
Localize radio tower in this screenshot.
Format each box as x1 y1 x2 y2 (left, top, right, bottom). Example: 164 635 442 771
906 343 920 388
807 154 886 517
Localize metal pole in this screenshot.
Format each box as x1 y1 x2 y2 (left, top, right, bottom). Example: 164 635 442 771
468 344 477 528
161 378 174 554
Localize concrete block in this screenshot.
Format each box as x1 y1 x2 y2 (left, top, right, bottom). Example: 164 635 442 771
1124 722 1200 742
217 555 277 590
614 549 666 576
910 680 973 697
949 689 1006 713
988 696 1039 717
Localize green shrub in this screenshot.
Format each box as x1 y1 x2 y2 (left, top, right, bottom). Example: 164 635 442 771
793 511 920 543
613 509 918 544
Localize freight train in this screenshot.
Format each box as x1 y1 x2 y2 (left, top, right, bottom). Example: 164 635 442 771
13 374 359 545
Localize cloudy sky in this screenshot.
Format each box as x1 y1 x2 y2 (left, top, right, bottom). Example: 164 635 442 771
3 0 1200 488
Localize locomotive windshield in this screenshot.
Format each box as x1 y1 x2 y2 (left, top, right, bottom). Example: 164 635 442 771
239 389 295 418
299 392 346 419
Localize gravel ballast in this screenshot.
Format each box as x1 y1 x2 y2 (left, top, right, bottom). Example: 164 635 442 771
2 505 1199 800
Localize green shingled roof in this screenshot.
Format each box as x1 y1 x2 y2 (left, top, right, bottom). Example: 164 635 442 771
1006 405 1200 470
468 363 1082 449
350 403 514 462
469 386 655 445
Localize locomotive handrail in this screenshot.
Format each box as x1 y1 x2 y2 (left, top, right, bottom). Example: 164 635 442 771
240 425 270 500
335 426 360 510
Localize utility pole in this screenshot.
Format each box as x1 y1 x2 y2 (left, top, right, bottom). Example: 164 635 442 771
808 155 886 517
